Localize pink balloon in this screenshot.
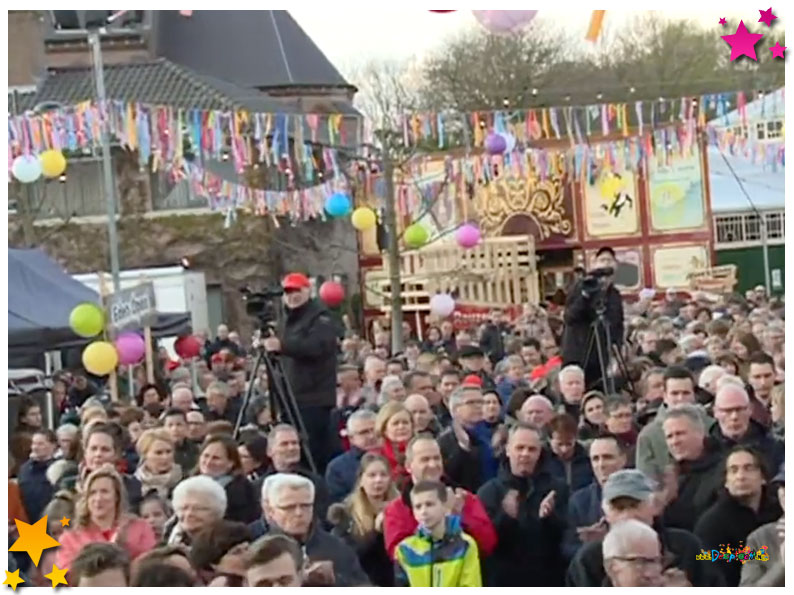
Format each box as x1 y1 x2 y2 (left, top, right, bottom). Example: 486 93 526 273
457 224 481 249
115 332 146 365
473 10 538 34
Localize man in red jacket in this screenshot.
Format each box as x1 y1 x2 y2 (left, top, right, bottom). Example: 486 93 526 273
383 433 498 559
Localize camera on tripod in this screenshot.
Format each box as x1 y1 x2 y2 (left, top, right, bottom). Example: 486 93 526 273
581 266 614 297
240 286 284 327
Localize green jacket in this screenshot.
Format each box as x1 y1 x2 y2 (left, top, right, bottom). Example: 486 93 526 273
394 515 482 587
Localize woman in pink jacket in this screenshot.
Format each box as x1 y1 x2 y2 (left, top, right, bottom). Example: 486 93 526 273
56 465 156 570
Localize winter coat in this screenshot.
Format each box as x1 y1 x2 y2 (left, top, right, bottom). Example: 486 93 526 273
383 479 497 560
708 419 784 474
394 515 482 587
496 377 527 406
566 522 724 587
279 299 339 408
479 323 506 365
325 447 366 504
328 503 393 586
134 464 183 500
437 423 498 493
476 462 569 586
18 458 54 522
662 439 724 531
694 488 782 586
542 443 594 492
562 481 602 561
173 439 199 474
217 474 259 524
56 517 156 569
740 519 785 586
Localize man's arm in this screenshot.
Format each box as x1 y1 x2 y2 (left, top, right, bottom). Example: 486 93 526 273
563 282 595 325
281 314 338 359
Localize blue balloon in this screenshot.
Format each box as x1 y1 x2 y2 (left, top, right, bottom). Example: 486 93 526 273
325 192 352 217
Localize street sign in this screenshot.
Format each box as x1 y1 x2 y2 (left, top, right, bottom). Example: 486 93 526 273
104 282 157 333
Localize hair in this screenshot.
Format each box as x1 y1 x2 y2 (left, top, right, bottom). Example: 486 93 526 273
346 408 377 434
505 387 533 417
655 338 678 356
245 534 303 571
596 246 616 259
411 479 447 502
136 383 165 407
82 422 122 453
71 543 131 586
162 407 187 422
603 519 659 560
707 318 731 338
206 381 230 398
698 365 726 389
507 421 542 441
205 420 234 436
448 385 482 410
136 544 191 567
43 490 76 523
267 423 298 445
262 473 315 505
663 366 693 389
439 367 461 381
239 430 269 468
405 432 439 463
715 382 750 407
32 427 57 444
76 466 128 529
16 396 40 426
375 400 412 439
748 351 775 369
172 476 227 518
118 407 144 428
589 433 626 456
605 396 633 416
189 520 251 571
732 331 762 358
522 337 541 350
663 404 705 432
559 364 585 382
136 428 174 458
404 370 431 390
723 445 769 481
140 490 172 517
344 453 398 537
548 413 578 438
199 434 242 474
132 562 194 587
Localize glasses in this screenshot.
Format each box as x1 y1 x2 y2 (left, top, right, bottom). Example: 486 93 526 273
608 556 663 568
275 502 313 513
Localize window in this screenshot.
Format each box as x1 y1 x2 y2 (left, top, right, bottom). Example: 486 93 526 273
756 122 766 140
765 211 784 239
766 120 783 140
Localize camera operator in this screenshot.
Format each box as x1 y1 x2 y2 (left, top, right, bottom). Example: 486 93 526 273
561 247 624 391
262 273 339 473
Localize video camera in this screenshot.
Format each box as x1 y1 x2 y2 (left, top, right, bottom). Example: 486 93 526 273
581 266 615 300
240 286 284 328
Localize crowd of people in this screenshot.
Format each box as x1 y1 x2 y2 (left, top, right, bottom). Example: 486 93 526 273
7 260 786 587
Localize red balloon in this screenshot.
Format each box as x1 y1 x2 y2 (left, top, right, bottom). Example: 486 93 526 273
174 335 202 359
319 281 345 307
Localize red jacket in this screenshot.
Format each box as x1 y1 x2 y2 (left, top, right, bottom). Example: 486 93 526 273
383 483 497 559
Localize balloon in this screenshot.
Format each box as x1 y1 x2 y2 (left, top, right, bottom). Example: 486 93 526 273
472 10 538 34
430 293 455 318
501 133 517 153
325 192 352 217
39 149 67 178
456 224 481 249
319 281 345 307
82 341 119 376
69 302 105 338
351 207 377 231
12 154 42 183
115 332 146 365
404 223 429 249
485 132 507 155
174 335 202 359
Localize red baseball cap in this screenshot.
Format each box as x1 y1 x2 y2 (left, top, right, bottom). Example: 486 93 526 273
462 374 483 388
282 272 311 290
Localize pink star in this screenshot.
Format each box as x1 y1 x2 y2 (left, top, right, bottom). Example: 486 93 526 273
719 17 727 26
721 21 765 61
769 41 786 59
758 8 777 27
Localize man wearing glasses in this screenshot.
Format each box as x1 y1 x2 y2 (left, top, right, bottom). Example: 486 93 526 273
325 409 379 503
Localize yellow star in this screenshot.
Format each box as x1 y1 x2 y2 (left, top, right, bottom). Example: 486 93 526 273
8 516 60 567
3 569 25 591
44 564 68 588
59 517 70 528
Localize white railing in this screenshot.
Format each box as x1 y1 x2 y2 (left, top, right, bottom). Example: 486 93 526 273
713 209 785 248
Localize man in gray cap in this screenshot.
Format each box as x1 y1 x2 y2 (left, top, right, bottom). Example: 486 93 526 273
566 469 724 587
741 463 785 586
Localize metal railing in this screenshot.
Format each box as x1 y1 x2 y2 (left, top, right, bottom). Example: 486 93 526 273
714 210 785 248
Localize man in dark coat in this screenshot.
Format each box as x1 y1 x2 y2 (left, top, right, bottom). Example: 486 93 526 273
457 346 496 392
544 414 594 492
479 311 507 365
18 429 57 521
561 247 624 391
325 410 379 503
477 423 569 586
264 273 340 473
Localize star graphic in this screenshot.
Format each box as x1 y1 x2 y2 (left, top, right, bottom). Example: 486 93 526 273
758 8 777 27
769 41 787 58
8 516 61 567
719 17 727 26
3 570 25 592
44 565 68 588
721 20 765 61
59 517 70 528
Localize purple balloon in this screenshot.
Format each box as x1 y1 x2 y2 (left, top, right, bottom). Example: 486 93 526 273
485 132 507 155
457 224 481 249
115 332 146 365
473 10 538 34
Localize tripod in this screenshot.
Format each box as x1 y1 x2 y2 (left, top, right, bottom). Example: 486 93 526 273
234 343 317 474
584 305 634 397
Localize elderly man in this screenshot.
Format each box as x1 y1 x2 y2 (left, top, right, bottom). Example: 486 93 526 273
378 375 406 406
660 405 723 531
383 433 497 559
437 385 498 492
170 385 196 413
260 473 367 586
698 364 727 397
404 371 435 403
478 424 568 586
186 409 207 444
404 393 437 435
636 366 714 481
360 355 387 406
602 520 666 587
203 381 237 424
709 383 783 472
558 365 585 418
207 324 243 360
518 395 554 432
325 410 379 503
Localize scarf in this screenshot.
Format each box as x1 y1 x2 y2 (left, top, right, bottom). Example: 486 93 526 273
210 474 235 488
134 464 183 498
380 440 409 489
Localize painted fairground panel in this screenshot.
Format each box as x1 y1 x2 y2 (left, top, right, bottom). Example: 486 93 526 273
586 245 644 292
650 243 710 289
647 144 707 233
583 166 640 240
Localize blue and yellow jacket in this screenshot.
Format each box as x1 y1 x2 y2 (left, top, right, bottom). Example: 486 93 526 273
394 515 482 587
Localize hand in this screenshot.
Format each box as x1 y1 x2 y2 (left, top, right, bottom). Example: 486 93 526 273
263 337 281 352
491 425 507 455
576 518 608 543
661 568 691 587
446 487 466 516
304 561 335 587
502 489 520 519
452 421 471 452
653 465 678 514
374 511 384 532
539 490 556 519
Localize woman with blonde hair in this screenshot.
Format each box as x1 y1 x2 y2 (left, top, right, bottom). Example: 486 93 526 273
135 429 182 499
56 465 156 569
372 401 413 488
328 453 398 586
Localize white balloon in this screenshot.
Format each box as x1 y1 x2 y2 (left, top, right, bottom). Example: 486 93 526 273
501 133 517 153
430 293 456 318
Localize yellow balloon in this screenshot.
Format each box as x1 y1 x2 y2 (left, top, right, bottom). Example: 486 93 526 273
351 207 377 231
82 341 119 376
40 149 67 178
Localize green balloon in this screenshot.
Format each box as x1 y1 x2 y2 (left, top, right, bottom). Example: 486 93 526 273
404 224 429 249
70 302 105 338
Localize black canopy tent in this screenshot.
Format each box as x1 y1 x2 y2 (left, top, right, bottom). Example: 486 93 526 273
8 248 192 359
